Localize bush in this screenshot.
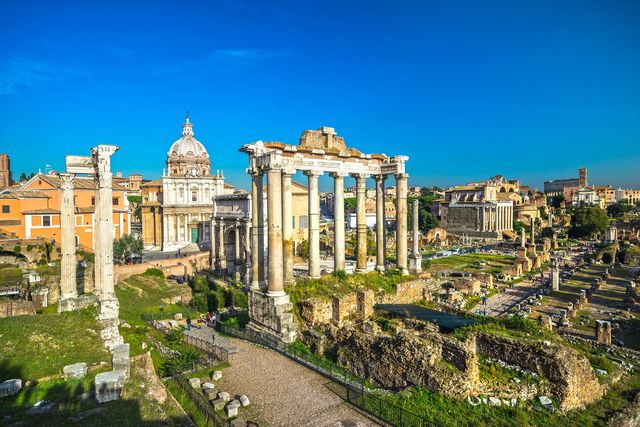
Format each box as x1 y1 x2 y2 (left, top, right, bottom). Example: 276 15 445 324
161 349 200 376
332 270 347 280
142 268 164 279
13 245 21 254
421 259 431 270
191 293 208 312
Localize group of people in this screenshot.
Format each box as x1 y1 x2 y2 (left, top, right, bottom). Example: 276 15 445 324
184 311 217 331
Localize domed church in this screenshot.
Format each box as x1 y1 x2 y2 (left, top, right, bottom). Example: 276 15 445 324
141 114 230 251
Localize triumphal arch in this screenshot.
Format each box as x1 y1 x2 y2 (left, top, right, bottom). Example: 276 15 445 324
240 126 409 345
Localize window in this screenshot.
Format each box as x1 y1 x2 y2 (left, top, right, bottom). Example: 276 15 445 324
292 216 295 228
43 215 51 227
299 215 308 229
112 197 119 206
191 190 197 202
1 205 9 213
91 197 95 205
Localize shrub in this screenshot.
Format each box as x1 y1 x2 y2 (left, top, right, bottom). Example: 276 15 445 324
421 259 432 270
191 293 208 312
161 349 200 376
142 268 164 278
13 245 21 254
332 270 347 280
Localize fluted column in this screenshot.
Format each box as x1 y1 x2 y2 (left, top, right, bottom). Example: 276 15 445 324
59 173 78 307
282 169 295 284
234 219 241 262
373 175 386 271
218 222 227 270
410 199 422 274
331 172 347 272
267 168 285 296
210 217 217 268
305 171 322 278
250 172 261 290
353 173 368 273
395 173 409 274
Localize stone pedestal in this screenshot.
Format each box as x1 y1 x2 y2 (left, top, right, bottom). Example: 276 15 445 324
247 290 297 347
95 370 126 403
98 297 124 350
595 320 612 345
552 265 560 291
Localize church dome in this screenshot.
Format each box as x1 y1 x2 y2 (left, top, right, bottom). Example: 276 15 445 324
167 114 209 159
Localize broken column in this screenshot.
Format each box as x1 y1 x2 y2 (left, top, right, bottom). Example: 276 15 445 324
58 173 78 312
93 145 124 351
552 259 560 291
595 320 612 345
409 199 422 274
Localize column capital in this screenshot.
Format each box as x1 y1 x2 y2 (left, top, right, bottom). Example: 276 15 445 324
351 172 369 180
329 171 348 178
282 167 296 176
372 174 387 182
395 173 409 181
59 173 75 190
303 170 323 178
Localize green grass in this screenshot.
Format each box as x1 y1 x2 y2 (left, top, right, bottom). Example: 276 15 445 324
429 253 515 275
0 307 110 380
164 378 210 427
452 315 556 342
285 270 416 302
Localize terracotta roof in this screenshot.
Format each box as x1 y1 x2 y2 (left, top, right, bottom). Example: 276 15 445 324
76 206 129 214
25 174 128 191
0 189 49 199
22 208 60 214
141 179 163 187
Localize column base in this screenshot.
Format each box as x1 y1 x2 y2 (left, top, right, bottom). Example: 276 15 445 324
98 296 120 321
58 294 97 313
248 290 297 347
409 255 422 275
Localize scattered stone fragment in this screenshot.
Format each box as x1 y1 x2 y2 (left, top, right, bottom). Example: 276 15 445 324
239 395 250 407
70 407 106 422
202 382 215 390
174 313 183 320
538 395 553 407
189 378 201 389
467 396 481 406
168 320 179 328
113 344 130 378
594 369 608 375
212 371 222 381
0 379 22 398
488 397 501 406
95 371 126 403
217 391 230 402
63 362 88 380
203 388 217 400
512 377 521 384
226 400 240 417
211 398 226 411
511 398 517 407
26 400 57 415
119 321 131 328
141 342 147 350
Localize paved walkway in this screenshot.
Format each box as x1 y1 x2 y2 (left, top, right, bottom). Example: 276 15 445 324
471 280 541 317
189 327 377 426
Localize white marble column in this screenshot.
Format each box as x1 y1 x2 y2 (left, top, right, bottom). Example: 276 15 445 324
267 168 285 295
305 171 322 278
282 169 294 284
395 173 409 274
234 219 241 262
374 175 386 271
256 173 266 287
330 172 346 272
410 199 422 274
210 217 217 268
353 173 368 273
218 222 227 270
59 173 78 309
250 172 261 290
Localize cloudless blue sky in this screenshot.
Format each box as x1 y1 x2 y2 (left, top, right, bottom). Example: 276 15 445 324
1 0 639 191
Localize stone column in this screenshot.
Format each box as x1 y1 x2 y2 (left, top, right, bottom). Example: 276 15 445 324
305 171 322 278
210 217 217 268
218 222 227 271
331 172 346 272
353 173 368 273
552 259 560 291
250 172 261 290
234 219 241 261
374 175 386 271
92 144 123 351
530 220 535 245
521 227 526 248
59 173 77 311
256 173 266 287
281 169 294 284
410 199 422 274
395 173 409 274
267 168 285 296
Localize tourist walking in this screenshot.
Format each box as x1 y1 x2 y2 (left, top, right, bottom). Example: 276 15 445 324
186 316 192 331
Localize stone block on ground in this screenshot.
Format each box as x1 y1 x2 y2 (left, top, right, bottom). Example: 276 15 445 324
112 343 130 378
211 398 226 411
0 379 22 398
25 400 57 415
211 370 222 381
188 377 201 389
239 395 250 407
202 382 215 390
174 313 183 320
226 402 239 418
203 388 217 400
95 371 126 403
63 362 88 380
217 391 230 402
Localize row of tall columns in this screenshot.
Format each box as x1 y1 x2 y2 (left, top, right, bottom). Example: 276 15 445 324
481 204 513 232
266 168 285 296
374 175 385 271
282 170 294 284
59 174 77 303
354 173 367 273
210 217 250 271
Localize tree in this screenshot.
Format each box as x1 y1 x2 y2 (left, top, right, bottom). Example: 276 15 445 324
344 197 356 212
540 227 554 238
569 205 609 239
298 239 309 259
113 234 143 263
127 195 142 223
607 200 633 219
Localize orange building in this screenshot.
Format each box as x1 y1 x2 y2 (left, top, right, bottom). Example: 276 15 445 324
0 173 130 251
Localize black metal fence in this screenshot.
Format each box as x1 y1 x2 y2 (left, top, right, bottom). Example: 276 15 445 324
171 373 232 427
217 324 429 427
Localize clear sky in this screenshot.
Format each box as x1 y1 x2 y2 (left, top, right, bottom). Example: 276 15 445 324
1 0 639 192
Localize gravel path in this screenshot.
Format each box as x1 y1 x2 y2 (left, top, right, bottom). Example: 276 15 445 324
471 279 542 316
217 337 378 426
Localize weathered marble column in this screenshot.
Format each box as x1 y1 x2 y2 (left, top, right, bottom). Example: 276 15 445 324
395 173 409 274
552 259 560 291
305 171 322 278
256 173 266 287
92 144 124 351
353 173 368 273
374 175 386 271
267 168 285 296
521 227 526 248
410 199 422 274
331 172 346 272
210 217 217 268
250 172 260 290
59 173 78 311
234 219 241 261
281 169 295 284
218 222 227 271
530 220 535 245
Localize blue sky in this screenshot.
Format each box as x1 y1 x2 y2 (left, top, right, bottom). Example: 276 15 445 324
1 0 639 192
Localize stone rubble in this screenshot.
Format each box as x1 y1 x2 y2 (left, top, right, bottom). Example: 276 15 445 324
63 362 87 380
239 394 250 407
0 379 22 398
95 370 126 403
25 400 57 415
189 378 201 389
